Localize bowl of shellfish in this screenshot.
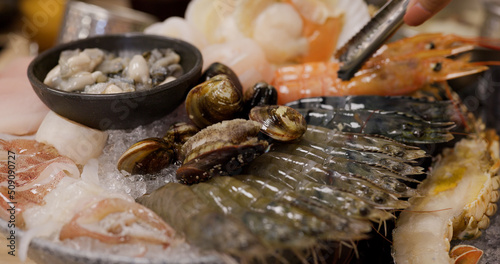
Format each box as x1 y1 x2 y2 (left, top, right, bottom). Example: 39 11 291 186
27 33 203 130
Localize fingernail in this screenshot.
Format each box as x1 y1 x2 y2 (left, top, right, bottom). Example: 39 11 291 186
404 2 432 26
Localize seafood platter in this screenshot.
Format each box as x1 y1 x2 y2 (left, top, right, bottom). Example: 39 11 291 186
2 0 500 263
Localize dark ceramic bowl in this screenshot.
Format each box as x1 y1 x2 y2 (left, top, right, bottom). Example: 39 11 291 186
28 33 203 130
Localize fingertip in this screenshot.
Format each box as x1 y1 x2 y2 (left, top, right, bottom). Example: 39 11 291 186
404 2 432 26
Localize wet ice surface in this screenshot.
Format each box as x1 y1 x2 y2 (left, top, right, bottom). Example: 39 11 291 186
452 198 500 264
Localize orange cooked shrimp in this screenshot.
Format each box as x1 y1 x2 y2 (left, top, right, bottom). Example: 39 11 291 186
355 33 500 68
273 56 488 105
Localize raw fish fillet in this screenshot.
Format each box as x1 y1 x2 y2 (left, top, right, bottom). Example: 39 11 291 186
0 139 79 228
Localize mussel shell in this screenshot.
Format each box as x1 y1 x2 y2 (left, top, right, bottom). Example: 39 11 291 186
249 105 307 142
243 81 278 115
117 138 175 175
199 62 243 93
185 74 244 128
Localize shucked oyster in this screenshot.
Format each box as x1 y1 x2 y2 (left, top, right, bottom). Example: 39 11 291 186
44 48 184 94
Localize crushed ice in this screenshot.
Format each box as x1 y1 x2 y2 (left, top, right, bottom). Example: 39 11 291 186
97 103 188 199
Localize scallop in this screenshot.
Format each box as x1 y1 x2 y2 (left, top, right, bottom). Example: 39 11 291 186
199 62 243 93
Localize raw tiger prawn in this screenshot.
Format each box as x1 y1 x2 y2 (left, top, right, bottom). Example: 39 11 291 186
270 144 420 184
285 95 460 122
272 141 425 176
137 180 372 263
242 156 410 210
293 107 455 144
302 125 427 160
285 86 464 145
252 151 417 198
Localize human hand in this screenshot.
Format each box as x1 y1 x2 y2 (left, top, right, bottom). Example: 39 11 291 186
404 0 452 26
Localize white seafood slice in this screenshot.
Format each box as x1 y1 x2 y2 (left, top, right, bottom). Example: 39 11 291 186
36 111 108 166
0 57 50 135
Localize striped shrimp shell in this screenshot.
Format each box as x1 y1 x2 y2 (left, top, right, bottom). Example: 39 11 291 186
288 95 457 144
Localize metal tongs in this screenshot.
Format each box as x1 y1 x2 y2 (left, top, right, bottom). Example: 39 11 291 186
336 0 411 80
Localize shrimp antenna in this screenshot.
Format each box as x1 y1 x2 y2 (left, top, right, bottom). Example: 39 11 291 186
450 131 472 136
470 61 500 67
394 207 452 213
370 222 393 245
359 109 379 133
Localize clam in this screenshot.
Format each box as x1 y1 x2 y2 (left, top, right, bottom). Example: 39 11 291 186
186 74 244 128
176 119 269 185
163 122 200 159
117 138 175 175
249 105 307 142
200 62 243 93
243 81 278 114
